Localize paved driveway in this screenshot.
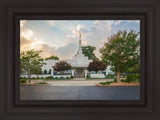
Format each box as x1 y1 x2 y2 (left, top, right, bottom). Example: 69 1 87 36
20 86 140 100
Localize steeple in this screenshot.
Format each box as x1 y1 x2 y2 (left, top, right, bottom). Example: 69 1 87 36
79 32 81 40
79 32 81 50
77 32 82 56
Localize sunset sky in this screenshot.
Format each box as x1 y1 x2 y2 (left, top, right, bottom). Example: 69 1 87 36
20 20 140 60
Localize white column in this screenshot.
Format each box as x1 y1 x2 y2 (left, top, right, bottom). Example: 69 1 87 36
85 70 88 78
51 68 54 76
72 70 74 76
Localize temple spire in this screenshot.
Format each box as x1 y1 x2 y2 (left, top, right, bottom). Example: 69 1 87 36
79 32 81 40
77 32 82 56
79 32 82 50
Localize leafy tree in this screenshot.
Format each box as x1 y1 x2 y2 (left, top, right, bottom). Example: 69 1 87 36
33 67 42 74
20 49 46 83
100 30 140 82
128 63 140 73
43 69 47 74
82 46 99 60
53 61 71 74
45 55 59 60
87 60 106 73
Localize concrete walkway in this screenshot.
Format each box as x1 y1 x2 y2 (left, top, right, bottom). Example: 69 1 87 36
39 79 113 86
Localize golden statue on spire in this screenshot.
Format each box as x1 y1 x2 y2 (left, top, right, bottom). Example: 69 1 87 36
79 32 81 39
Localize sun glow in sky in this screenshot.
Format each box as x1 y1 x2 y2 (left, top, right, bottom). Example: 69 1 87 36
20 20 140 60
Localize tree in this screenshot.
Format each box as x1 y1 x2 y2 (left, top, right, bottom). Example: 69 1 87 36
100 30 140 82
128 63 140 73
20 49 46 83
53 61 71 74
48 69 52 74
43 69 47 74
34 68 42 78
82 46 99 60
45 55 59 60
87 60 106 73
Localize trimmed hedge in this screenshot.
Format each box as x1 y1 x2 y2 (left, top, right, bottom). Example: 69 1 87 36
70 75 74 79
86 75 90 79
20 79 27 83
45 76 54 80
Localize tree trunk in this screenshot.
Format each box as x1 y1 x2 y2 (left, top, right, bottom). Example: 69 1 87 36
28 74 31 83
117 70 121 82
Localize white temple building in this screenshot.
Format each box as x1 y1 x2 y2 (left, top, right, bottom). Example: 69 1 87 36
41 33 113 79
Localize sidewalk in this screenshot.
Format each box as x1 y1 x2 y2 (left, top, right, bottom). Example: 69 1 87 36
41 79 113 86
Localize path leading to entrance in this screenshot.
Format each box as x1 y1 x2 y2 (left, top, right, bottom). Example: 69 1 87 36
42 79 112 86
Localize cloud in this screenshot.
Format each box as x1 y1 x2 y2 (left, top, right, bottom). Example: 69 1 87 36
20 20 26 27
54 43 78 60
39 44 56 58
65 20 112 58
114 20 122 25
91 20 112 31
126 20 140 23
113 20 140 26
72 24 88 35
46 20 56 26
21 29 34 40
20 20 140 60
20 28 57 58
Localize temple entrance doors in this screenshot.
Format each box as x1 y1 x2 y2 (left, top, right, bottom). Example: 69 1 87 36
74 68 85 78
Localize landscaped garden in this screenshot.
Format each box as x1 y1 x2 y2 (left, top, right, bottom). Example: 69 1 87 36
20 30 140 87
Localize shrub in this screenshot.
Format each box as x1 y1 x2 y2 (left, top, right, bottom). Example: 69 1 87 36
45 76 54 80
121 79 128 82
113 78 117 82
86 75 90 79
38 82 47 84
20 79 27 83
43 69 47 74
70 75 74 79
59 77 65 79
106 74 115 79
66 77 70 79
99 81 113 85
55 77 58 79
99 82 106 85
125 73 140 83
